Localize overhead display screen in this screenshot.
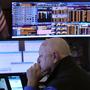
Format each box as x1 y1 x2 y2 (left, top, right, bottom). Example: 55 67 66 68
12 2 90 38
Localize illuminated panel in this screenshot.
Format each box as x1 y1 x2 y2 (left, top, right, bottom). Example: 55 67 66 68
12 2 90 38
0 78 8 90
25 40 43 51
0 41 22 74
22 40 44 72
8 76 23 90
0 53 22 73
23 52 38 63
0 41 19 52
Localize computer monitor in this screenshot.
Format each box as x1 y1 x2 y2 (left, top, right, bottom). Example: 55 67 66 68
12 2 90 38
0 40 43 74
8 76 23 90
0 78 8 90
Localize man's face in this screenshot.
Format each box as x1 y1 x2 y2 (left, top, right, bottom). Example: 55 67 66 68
37 46 54 74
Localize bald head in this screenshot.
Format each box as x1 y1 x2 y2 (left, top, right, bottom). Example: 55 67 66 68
40 38 71 59
38 38 71 73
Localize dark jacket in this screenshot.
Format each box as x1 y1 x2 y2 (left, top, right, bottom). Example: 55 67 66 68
45 56 90 90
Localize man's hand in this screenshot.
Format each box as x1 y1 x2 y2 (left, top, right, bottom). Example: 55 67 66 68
26 63 42 87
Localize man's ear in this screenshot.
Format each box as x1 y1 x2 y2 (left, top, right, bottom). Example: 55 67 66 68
53 51 59 64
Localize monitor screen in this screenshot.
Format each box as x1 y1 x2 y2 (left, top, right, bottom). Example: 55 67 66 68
12 2 90 38
8 76 23 90
0 78 8 90
0 40 43 74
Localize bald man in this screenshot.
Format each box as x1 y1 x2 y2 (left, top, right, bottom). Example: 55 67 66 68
24 38 90 90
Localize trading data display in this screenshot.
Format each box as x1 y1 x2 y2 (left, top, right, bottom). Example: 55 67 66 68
8 76 23 90
12 2 90 38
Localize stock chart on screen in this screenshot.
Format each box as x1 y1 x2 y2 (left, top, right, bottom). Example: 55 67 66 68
12 2 90 38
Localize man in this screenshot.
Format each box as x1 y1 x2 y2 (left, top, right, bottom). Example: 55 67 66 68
0 7 9 39
24 38 90 90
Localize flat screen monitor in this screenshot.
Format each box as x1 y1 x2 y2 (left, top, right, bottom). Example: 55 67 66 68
0 78 8 90
8 76 23 90
0 40 43 74
12 2 90 38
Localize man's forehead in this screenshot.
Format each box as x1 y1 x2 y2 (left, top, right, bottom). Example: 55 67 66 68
41 41 48 46
39 41 49 52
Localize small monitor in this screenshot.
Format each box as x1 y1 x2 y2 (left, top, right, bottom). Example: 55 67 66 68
0 78 8 90
12 2 90 38
8 76 23 90
0 40 43 74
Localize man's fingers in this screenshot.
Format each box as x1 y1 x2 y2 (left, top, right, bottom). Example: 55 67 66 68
34 63 41 70
27 66 33 74
27 63 41 77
